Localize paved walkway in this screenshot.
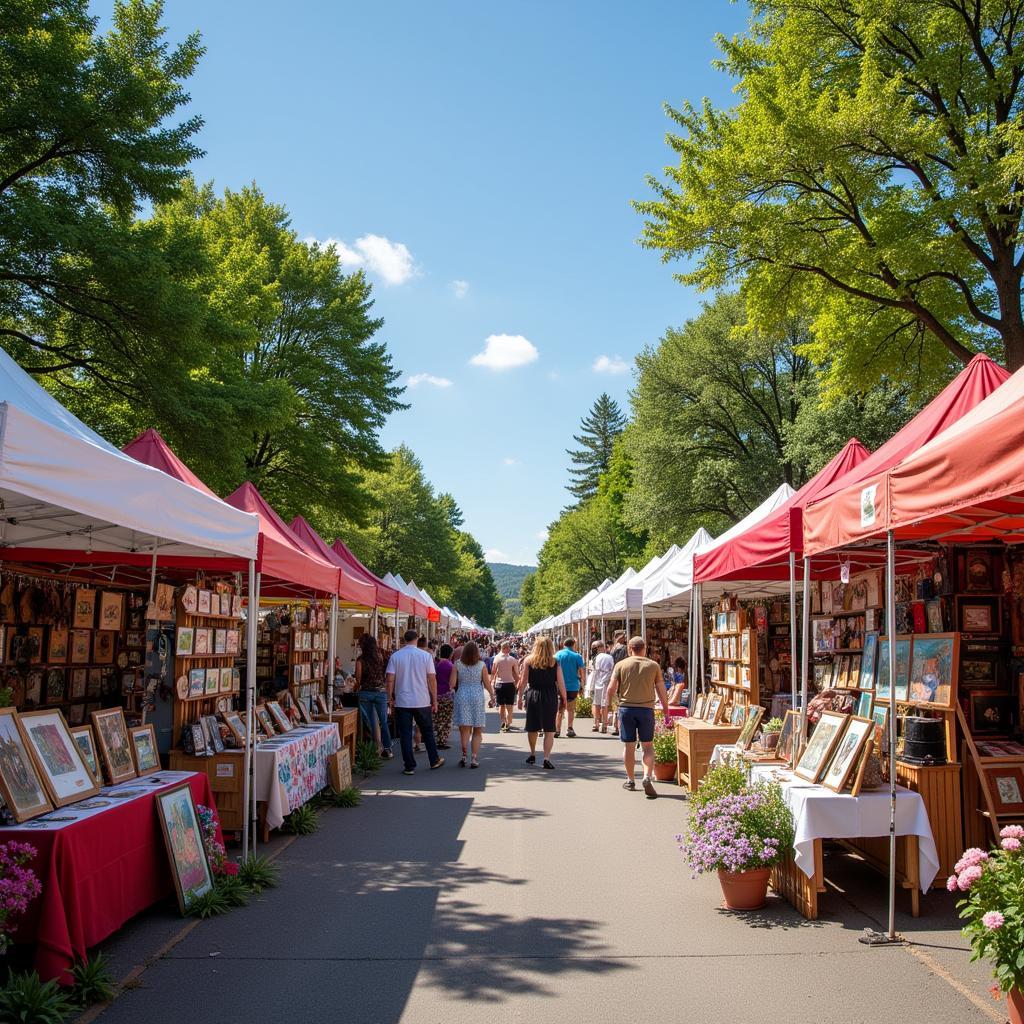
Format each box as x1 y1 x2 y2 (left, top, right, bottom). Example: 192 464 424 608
93 711 1002 1024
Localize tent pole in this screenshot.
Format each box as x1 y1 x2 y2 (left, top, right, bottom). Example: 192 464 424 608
886 529 898 941
688 586 696 712
697 584 705 694
801 556 811 719
242 562 257 860
327 595 338 715
148 540 158 604
250 571 261 859
788 552 798 709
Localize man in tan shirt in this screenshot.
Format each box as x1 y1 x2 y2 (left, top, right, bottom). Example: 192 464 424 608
606 636 670 798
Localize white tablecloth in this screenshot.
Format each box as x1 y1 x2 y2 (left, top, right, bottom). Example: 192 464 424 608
703 751 940 893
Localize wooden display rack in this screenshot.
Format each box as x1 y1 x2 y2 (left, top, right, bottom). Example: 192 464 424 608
708 605 760 710
288 603 329 712
959 704 1024 848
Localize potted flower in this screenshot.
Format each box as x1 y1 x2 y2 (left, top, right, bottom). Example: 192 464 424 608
652 720 677 782
678 762 794 910
949 827 1024 1022
761 717 784 751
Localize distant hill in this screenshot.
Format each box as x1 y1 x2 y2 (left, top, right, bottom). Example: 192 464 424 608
487 562 534 601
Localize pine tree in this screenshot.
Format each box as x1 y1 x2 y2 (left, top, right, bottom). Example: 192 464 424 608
566 393 626 501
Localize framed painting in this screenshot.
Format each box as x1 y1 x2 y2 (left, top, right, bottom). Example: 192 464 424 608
692 694 706 720
86 667 102 699
984 766 1024 815
213 629 226 656
44 668 65 704
197 589 211 615
267 700 293 733
795 711 848 783
69 724 101 785
208 593 221 617
859 632 879 691
925 599 945 634
188 668 205 697
218 667 233 693
255 705 277 738
855 691 873 718
48 624 69 663
90 707 137 784
821 715 873 792
225 629 240 656
848 655 862 690
0 708 53 822
154 783 214 915
93 631 115 665
98 591 124 631
19 708 100 807
193 628 211 656
705 693 724 724
153 583 175 622
908 633 959 707
67 703 86 726
204 668 220 696
175 627 194 657
181 586 198 614
775 709 802 766
222 711 246 748
740 630 750 664
812 618 835 654
70 630 91 664
73 588 96 629
737 705 764 750
959 651 999 689
201 716 224 755
836 655 851 689
314 693 330 717
971 693 1014 735
875 636 911 702
963 549 995 592
957 596 999 635
128 723 160 776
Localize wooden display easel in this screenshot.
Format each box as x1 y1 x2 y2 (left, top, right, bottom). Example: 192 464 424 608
958 703 1024 847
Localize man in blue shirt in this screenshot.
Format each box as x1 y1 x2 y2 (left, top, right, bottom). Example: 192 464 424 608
554 637 585 738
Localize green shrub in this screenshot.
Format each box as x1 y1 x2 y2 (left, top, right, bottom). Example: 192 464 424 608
0 971 76 1023
328 786 362 808
237 855 280 894
354 740 381 775
574 696 593 718
190 886 232 919
214 875 250 908
284 803 320 835
71 951 115 1005
692 761 750 810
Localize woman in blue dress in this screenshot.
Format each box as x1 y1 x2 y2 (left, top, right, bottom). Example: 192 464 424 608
452 641 494 768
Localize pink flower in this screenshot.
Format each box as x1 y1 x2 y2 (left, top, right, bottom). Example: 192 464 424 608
999 825 1024 841
946 874 958 892
982 910 1005 930
958 865 984 890
954 848 989 873
1001 837 1021 852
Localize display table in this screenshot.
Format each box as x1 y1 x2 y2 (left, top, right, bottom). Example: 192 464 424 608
254 722 340 834
314 707 358 765
744 765 939 920
4 771 216 985
675 719 743 792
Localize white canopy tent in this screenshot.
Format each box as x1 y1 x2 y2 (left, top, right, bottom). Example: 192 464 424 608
587 546 683 620
551 578 613 630
577 566 636 620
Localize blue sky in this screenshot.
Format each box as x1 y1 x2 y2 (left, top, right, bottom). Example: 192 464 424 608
148 0 750 566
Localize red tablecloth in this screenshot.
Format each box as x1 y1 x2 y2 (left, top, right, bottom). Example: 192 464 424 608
8 771 217 985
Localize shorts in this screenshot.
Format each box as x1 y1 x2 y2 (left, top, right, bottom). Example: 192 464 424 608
564 690 579 705
618 706 655 743
591 684 609 706
496 683 517 705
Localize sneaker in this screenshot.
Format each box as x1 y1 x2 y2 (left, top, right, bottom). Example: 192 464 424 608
402 768 416 776
553 731 561 738
566 728 576 738
430 757 445 770
381 749 395 760
525 754 536 765
622 779 636 791
642 777 658 799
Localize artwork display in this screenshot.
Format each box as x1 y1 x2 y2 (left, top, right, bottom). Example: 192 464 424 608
737 705 764 750
128 724 160 775
69 669 87 701
225 629 240 655
775 710 802 765
176 627 194 656
204 668 220 696
213 629 226 655
193 629 210 656
91 707 137 784
69 725 100 785
20 708 100 806
795 712 848 783
958 597 998 634
855 691 873 718
875 637 911 702
48 625 69 663
198 590 211 615
181 586 198 614
188 668 205 698
963 549 995 592
70 630 91 664
984 767 1024 814
859 632 879 691
970 694 1015 734
219 667 233 693
45 668 65 704
0 708 52 821
255 706 276 738
99 592 124 631
821 716 873 792
908 634 958 706
201 715 224 755
154 783 214 915
222 711 246 747
93 631 115 664
267 701 292 733
812 619 835 654
73 588 96 629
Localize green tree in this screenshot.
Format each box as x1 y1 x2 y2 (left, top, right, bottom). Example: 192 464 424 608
566 392 627 501
636 0 1024 388
0 0 205 387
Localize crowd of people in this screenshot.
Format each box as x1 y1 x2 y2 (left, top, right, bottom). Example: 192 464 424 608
351 626 684 799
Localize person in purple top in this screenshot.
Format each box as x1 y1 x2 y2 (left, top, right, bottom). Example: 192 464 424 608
433 643 455 749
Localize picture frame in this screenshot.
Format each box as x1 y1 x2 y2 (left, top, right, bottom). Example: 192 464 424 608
859 632 878 691
908 633 959 707
267 700 293 733
225 629 240 656
70 629 91 664
48 624 69 663
821 716 873 792
855 691 873 718
44 667 65 704
204 668 220 696
154 583 175 621
692 694 706 720
128 723 161 776
255 705 277 738
73 588 96 629
86 667 103 699
197 589 211 615
154 783 214 915
219 667 233 693
963 549 995 592
69 724 101 785
90 707 137 784
836 655 850 689
201 715 224 755
957 596 999 635
314 694 330 716
19 708 100 807
740 630 750 664
984 766 1024 815
970 693 1014 735
959 649 1000 689
706 693 724 725
0 708 53 821
193 628 211 656
925 598 944 633
795 711 848 783
69 669 87 701
213 629 226 655
209 593 221 617
775 710 802 766
875 636 911 702
188 667 205 698
99 591 124 631
93 631 115 665
737 705 764 750
847 655 861 690
812 618 835 654
181 586 198 614
222 711 246 748
725 663 737 686
176 627 194 657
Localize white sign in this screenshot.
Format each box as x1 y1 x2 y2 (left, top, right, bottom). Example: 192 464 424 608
860 484 878 528
625 588 644 612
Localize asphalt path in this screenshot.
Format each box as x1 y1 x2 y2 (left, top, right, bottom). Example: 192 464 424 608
90 710 1003 1024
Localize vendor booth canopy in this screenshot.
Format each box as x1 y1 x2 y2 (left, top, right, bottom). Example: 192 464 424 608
577 566 637 619
287 516 377 607
553 578 613 629
803 352 1011 556
383 573 429 619
0 361 258 564
588 545 683 618
693 438 869 586
408 581 443 623
330 539 403 612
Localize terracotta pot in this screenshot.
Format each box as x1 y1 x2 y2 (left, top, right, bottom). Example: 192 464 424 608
1008 987 1024 1024
653 760 676 782
717 866 771 910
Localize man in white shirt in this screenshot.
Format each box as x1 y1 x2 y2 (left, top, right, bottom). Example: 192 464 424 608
588 640 616 734
386 629 444 775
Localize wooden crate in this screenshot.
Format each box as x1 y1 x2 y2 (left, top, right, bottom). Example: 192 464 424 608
314 708 358 765
674 719 744 793
168 750 245 835
893 760 962 879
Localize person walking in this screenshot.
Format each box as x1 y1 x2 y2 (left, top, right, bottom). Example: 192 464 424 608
554 637 585 738
354 634 393 759
517 635 567 770
605 636 670 798
609 630 628 665
587 639 615 734
433 643 456 748
491 641 520 732
386 629 445 776
451 641 494 768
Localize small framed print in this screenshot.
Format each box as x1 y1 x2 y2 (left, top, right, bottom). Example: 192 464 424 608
225 629 240 655
204 668 220 696
295 698 313 725
154 783 214 915
69 668 87 701
255 705 276 738
74 588 97 629
198 590 211 615
201 715 224 755
222 711 245 747
193 628 211 656
44 668 65 704
957 596 999 635
99 591 124 631
267 701 292 733
821 716 873 792
293 664 302 684
86 668 103 698
984 766 1024 814
231 667 240 692
70 630 91 664
48 624 69 663
795 712 848 783
154 583 175 621
128 723 160 776
125 630 144 649
23 671 41 706
68 703 86 726
69 725 100 785
176 627 194 657
93 631 115 665
188 667 205 697
232 595 242 618
219 667 233 693
213 629 226 655
314 694 329 716
970 693 1014 734
181 585 198 614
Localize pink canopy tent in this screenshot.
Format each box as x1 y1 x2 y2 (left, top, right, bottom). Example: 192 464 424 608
287 516 377 608
331 539 411 615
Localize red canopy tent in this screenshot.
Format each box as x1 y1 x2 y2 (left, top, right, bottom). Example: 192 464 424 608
122 428 217 497
330 539 411 615
287 516 376 607
694 438 870 585
803 353 1011 557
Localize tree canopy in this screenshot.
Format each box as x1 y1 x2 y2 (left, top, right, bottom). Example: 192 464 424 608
566 392 627 502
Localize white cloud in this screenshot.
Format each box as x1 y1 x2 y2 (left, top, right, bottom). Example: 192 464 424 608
407 372 453 389
450 279 469 299
502 457 520 466
593 354 629 375
304 234 418 285
470 334 539 371
484 548 508 562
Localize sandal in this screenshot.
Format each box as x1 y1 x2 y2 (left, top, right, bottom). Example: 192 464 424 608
459 755 466 768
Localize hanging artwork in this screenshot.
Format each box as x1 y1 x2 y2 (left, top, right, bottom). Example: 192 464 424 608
73 589 96 629
91 707 137 784
93 631 115 665
70 630 91 665
99 592 124 631
908 634 959 706
48 624 69 663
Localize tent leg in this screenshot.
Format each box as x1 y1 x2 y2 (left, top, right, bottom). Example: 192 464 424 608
788 552 798 710
327 595 338 714
148 540 159 604
242 562 258 860
250 572 261 858
801 556 811 720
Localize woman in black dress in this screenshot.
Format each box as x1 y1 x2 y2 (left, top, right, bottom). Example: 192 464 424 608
516 635 567 769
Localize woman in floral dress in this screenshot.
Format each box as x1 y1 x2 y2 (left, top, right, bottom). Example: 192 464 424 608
451 641 494 768
433 643 455 748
